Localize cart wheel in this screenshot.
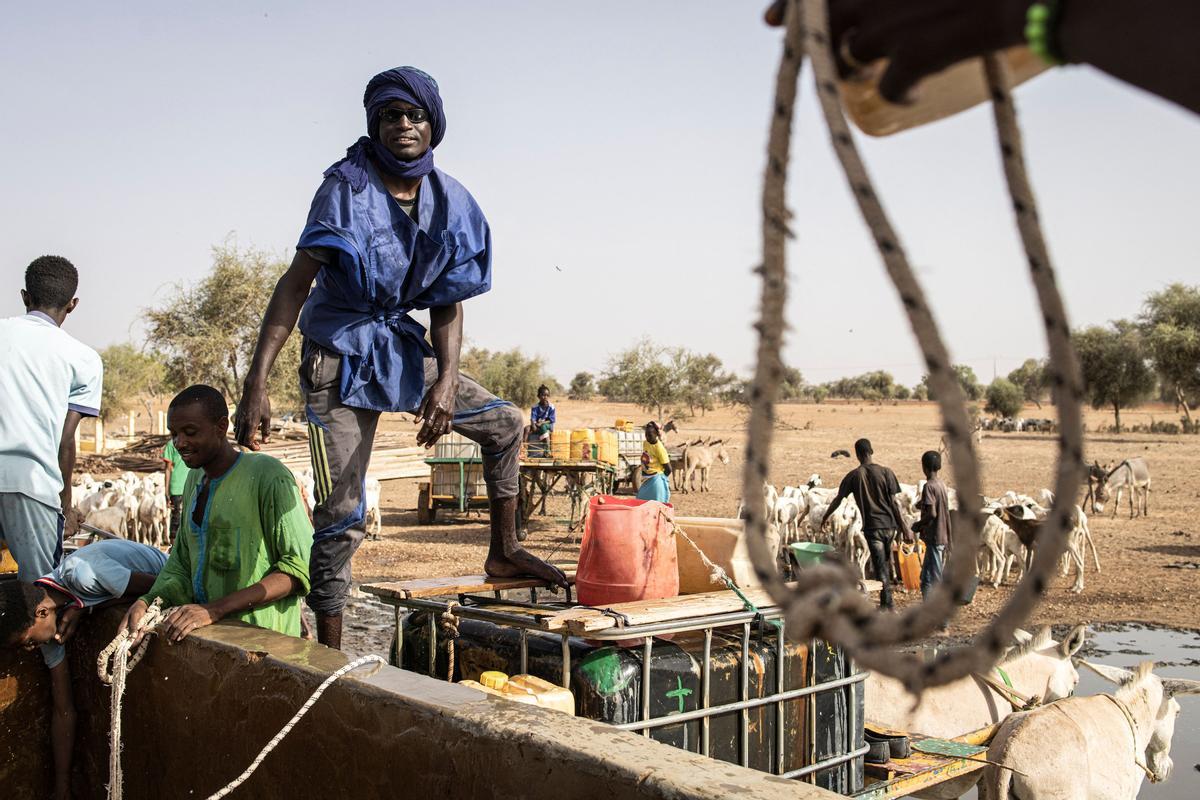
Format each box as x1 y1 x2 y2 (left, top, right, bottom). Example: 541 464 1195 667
417 483 436 525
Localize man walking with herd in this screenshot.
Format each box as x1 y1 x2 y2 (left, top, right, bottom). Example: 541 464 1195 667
821 439 912 609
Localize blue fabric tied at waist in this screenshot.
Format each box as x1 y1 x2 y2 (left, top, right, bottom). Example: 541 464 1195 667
336 309 433 413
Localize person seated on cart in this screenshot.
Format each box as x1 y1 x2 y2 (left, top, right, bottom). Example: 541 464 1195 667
636 421 672 503
526 384 555 457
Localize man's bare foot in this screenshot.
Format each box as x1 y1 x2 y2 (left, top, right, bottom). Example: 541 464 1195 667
485 549 569 588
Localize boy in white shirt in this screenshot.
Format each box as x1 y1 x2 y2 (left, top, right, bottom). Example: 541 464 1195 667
0 255 103 671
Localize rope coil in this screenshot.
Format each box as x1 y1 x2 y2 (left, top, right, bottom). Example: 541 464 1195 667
741 0 1086 693
441 600 461 681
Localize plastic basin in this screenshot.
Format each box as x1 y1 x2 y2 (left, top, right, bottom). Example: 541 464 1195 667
788 542 834 567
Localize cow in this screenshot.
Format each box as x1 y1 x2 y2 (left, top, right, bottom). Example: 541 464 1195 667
1092 457 1151 518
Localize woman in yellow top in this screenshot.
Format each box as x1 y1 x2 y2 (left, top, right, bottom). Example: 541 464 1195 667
636 421 672 503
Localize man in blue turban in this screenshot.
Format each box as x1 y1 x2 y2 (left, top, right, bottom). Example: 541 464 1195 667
234 67 567 649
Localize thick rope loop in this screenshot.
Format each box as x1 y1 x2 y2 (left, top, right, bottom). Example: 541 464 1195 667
743 0 1086 694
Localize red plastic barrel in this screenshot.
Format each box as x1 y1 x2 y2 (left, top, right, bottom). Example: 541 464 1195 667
575 496 679 606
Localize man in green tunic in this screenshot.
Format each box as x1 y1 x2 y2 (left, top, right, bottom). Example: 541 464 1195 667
122 385 311 643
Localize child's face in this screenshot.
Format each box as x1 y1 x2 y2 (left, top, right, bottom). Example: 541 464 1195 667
9 605 56 650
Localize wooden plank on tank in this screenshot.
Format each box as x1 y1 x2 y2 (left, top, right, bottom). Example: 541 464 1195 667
363 568 577 600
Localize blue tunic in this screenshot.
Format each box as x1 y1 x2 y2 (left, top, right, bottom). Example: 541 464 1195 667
297 162 492 412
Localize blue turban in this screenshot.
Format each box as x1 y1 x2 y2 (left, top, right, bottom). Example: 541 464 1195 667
326 66 446 191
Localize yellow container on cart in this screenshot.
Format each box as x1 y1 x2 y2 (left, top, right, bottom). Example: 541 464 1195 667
570 428 596 460
550 428 573 460
596 430 619 466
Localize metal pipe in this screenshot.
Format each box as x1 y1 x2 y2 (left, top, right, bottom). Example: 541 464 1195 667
561 634 571 689
701 627 712 758
427 612 437 677
394 606 404 668
779 744 871 780
775 623 785 775
641 637 652 738
846 658 860 791
613 673 866 732
520 628 529 674
740 622 750 767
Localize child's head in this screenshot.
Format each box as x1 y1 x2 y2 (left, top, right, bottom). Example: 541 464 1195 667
0 581 56 650
921 450 942 478
644 421 660 444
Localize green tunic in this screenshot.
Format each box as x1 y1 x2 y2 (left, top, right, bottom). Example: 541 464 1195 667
142 452 312 637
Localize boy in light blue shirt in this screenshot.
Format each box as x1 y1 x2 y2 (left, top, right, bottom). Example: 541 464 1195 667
1 538 165 799
0 255 103 671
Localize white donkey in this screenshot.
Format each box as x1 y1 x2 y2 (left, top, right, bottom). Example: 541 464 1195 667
979 660 1200 800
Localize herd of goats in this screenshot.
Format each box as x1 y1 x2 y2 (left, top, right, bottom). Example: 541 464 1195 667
745 455 1152 595
65 467 386 545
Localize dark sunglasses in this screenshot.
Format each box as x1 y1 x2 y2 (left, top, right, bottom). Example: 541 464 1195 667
379 107 429 124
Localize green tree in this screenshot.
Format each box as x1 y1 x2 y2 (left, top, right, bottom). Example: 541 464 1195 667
144 244 302 412
1140 283 1200 427
671 349 734 416
460 347 554 408
599 340 676 417
1074 322 1157 432
894 384 912 400
920 365 982 402
912 383 928 401
99 344 168 423
779 366 806 400
568 372 596 400
1007 358 1048 409
985 377 1024 419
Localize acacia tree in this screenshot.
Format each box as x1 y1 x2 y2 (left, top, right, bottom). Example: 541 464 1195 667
460 347 556 408
1074 321 1156 432
671 349 734 416
145 244 302 412
99 344 168 423
985 377 1024 419
568 372 596 400
919 365 981 402
1140 283 1200 427
599 340 676 417
1007 358 1048 408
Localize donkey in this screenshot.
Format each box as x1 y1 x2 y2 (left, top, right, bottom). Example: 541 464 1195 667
979 661 1200 800
866 626 1087 800
681 439 730 493
1092 457 1151 518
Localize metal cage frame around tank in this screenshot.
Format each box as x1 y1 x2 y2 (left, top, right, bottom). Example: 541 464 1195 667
380 588 868 784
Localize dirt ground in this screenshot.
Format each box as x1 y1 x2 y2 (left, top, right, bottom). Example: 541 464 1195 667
354 399 1197 637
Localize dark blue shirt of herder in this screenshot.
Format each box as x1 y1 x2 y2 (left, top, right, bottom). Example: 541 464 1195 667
296 163 491 412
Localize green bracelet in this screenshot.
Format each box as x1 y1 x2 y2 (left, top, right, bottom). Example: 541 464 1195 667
1025 0 1065 65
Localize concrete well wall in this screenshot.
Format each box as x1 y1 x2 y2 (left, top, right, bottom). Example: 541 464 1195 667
1 607 839 799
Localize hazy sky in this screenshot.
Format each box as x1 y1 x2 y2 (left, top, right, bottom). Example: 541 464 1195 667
3 1 1197 388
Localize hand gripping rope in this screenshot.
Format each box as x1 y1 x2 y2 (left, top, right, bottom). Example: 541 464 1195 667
741 0 1086 694
97 598 385 799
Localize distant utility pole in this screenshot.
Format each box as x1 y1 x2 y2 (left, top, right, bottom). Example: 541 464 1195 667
992 357 997 382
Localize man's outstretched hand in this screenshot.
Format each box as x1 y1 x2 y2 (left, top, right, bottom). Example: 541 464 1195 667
763 0 1028 104
234 383 272 451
